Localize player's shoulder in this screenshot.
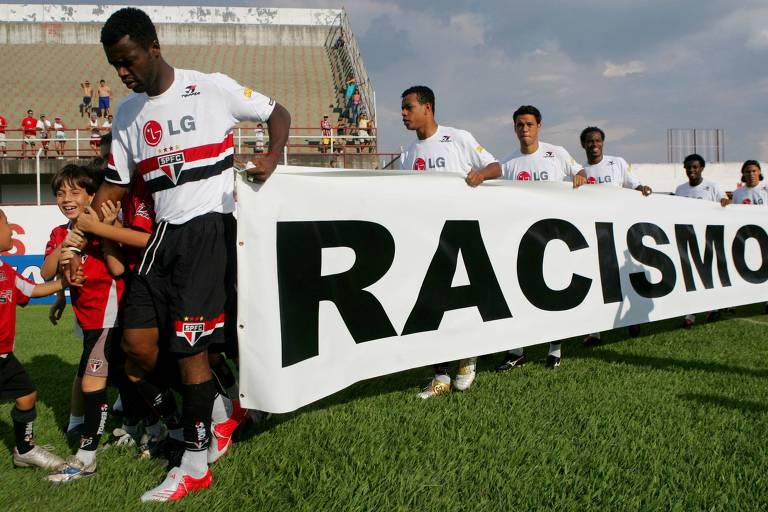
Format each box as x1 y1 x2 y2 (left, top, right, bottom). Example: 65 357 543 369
49 223 68 236
674 182 688 194
437 125 475 142
541 141 572 158
113 92 147 126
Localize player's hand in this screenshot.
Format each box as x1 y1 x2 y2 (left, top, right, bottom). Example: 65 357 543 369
640 185 653 196
61 251 84 287
76 208 100 233
48 293 66 325
63 228 87 250
573 174 588 188
246 154 279 182
465 170 485 188
100 200 120 225
720 197 731 207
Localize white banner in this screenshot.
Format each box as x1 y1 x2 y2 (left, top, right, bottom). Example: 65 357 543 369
236 167 768 413
1 205 66 304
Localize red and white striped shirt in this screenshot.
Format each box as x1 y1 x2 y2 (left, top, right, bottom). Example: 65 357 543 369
107 69 275 225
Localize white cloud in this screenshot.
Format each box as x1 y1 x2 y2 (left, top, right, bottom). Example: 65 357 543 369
602 60 646 78
449 12 486 46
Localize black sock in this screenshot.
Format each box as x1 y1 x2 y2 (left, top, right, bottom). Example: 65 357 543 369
80 388 108 452
117 375 144 427
210 356 236 397
433 362 450 376
11 406 36 454
181 380 216 452
135 378 181 430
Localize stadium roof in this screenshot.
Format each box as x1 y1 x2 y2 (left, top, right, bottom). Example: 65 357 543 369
0 4 342 25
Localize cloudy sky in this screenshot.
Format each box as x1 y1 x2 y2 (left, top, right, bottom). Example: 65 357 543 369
41 1 768 162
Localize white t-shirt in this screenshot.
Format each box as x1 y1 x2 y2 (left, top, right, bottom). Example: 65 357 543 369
732 184 768 205
400 125 496 174
102 120 112 130
37 119 51 137
107 68 275 224
53 121 65 138
583 156 641 189
674 179 725 202
501 142 582 182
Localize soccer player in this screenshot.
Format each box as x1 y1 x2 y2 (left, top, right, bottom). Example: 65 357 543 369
729 160 768 205
497 105 587 371
1 208 71 471
43 165 126 483
579 126 651 346
90 8 290 502
400 85 501 398
674 153 727 327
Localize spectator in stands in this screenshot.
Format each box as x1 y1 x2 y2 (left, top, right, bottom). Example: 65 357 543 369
97 80 112 118
344 75 357 119
335 116 347 153
357 113 372 153
350 89 362 125
53 116 67 159
320 115 332 153
20 109 38 159
80 81 93 117
88 113 101 155
37 114 52 158
329 158 337 168
0 113 7 157
254 123 266 154
102 114 113 132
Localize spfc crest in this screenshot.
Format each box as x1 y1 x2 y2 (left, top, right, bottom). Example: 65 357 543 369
158 151 186 184
182 322 205 346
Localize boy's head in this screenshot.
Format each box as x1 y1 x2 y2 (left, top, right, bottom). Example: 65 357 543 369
0 208 12 253
51 165 99 221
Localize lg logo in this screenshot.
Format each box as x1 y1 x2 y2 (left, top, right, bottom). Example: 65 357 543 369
142 116 197 146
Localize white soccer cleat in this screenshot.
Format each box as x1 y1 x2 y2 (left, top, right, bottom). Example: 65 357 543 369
140 466 212 502
45 455 96 483
417 377 452 399
453 357 477 391
13 445 65 470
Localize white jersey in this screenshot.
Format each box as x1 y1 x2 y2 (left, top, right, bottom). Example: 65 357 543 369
732 184 768 205
674 179 725 202
583 156 641 189
400 125 496 174
53 121 65 138
501 142 582 182
107 68 275 224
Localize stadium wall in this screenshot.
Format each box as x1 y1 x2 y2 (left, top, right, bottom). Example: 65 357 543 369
0 22 333 46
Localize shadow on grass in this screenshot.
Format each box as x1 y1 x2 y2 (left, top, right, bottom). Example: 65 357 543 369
23 354 78 433
679 393 768 414
577 348 768 378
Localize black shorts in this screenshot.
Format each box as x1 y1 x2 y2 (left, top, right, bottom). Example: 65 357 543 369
78 328 120 378
123 212 232 355
0 353 36 400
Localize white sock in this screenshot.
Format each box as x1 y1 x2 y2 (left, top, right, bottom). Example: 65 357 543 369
508 348 524 356
75 448 96 466
435 374 451 385
211 393 232 424
67 415 84 432
179 449 208 478
685 314 695 322
548 343 561 358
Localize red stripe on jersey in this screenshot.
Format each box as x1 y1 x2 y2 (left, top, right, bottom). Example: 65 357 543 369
137 133 234 176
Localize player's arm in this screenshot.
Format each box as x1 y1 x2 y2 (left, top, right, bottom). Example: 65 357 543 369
41 245 62 280
49 289 66 325
466 162 502 187
102 239 125 277
31 279 64 298
78 203 150 248
573 168 588 188
248 103 291 182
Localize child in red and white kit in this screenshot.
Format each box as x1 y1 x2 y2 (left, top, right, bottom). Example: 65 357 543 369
0 208 78 470
41 164 125 482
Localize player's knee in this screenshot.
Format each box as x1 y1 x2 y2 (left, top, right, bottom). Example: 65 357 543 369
16 390 37 410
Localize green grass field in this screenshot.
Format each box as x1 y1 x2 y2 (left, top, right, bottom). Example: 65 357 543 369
1 305 766 511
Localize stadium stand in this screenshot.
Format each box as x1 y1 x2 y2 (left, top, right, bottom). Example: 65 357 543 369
0 5 392 203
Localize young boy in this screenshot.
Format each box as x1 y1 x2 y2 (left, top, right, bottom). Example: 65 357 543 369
0 208 71 470
42 164 126 482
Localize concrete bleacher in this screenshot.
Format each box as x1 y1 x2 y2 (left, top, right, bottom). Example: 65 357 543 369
0 43 336 149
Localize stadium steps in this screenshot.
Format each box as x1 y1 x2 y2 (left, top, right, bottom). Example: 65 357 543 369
0 44 337 154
